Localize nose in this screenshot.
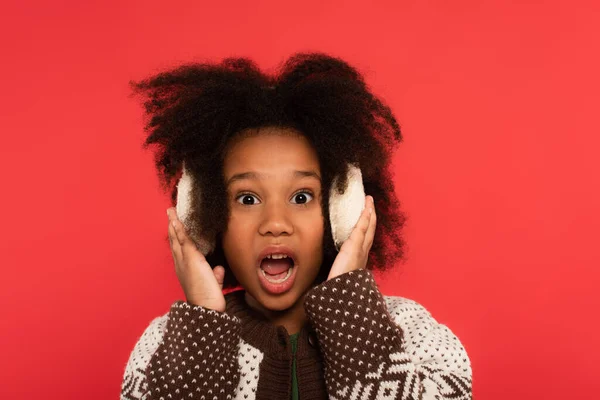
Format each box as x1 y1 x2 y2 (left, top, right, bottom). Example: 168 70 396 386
258 201 294 237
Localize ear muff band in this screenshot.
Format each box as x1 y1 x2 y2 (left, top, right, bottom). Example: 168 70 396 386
175 162 366 255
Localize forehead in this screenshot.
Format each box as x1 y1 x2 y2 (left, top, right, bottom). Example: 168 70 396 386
223 128 320 177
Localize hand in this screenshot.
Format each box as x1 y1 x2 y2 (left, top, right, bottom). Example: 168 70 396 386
327 195 377 281
167 207 226 312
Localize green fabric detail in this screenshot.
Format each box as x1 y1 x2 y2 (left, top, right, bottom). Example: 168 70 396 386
290 332 300 400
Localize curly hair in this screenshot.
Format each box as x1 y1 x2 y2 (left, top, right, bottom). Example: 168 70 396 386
131 52 407 288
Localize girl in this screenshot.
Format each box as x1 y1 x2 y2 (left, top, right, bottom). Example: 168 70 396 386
121 53 472 400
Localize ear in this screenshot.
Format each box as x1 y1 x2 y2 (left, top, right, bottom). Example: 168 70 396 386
175 163 215 255
328 164 366 250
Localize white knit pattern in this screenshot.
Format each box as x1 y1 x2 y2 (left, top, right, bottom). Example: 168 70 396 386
385 297 471 375
232 341 263 400
387 297 471 399
121 315 168 400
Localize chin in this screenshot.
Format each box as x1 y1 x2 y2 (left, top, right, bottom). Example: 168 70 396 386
257 289 302 312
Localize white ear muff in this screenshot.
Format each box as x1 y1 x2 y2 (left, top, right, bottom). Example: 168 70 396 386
328 164 366 250
175 163 365 254
175 163 214 255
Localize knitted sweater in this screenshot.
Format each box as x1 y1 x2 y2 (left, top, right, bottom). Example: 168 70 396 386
121 270 472 399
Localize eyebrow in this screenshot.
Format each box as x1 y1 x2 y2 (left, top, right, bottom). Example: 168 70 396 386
226 170 321 187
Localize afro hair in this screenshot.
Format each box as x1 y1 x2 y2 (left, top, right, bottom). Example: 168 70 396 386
131 52 407 288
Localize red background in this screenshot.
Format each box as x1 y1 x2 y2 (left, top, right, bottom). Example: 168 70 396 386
1 1 599 398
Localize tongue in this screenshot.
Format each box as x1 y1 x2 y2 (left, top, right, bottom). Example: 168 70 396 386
261 259 292 275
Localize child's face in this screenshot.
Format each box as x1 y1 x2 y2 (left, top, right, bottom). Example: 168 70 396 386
222 127 324 311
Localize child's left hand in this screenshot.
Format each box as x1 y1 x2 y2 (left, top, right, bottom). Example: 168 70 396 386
327 195 376 281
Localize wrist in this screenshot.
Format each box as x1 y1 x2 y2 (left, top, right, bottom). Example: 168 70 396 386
185 294 226 312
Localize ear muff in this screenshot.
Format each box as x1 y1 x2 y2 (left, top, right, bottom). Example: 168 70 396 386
175 163 215 255
175 162 366 255
328 164 366 250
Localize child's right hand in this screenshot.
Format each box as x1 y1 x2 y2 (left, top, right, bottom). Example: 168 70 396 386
166 207 226 312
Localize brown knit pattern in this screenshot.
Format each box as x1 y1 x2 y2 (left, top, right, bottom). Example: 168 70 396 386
145 301 241 400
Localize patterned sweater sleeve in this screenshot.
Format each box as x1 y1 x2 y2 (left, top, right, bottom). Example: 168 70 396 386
120 301 242 400
304 269 472 400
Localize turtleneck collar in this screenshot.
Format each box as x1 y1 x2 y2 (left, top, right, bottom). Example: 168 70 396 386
224 289 321 360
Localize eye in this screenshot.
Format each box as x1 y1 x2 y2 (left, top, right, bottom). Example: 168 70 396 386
291 191 313 205
236 194 261 205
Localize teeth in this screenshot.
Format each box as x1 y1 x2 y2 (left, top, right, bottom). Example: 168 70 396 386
261 267 293 284
266 254 289 260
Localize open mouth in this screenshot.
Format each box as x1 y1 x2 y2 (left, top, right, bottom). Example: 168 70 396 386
259 253 295 284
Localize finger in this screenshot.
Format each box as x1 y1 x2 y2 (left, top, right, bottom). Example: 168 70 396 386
170 215 196 254
348 196 372 244
363 198 377 255
171 217 211 274
213 265 225 290
168 214 183 261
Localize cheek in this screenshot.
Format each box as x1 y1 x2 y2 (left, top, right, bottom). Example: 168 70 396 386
299 211 325 251
221 215 255 284
222 214 248 258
